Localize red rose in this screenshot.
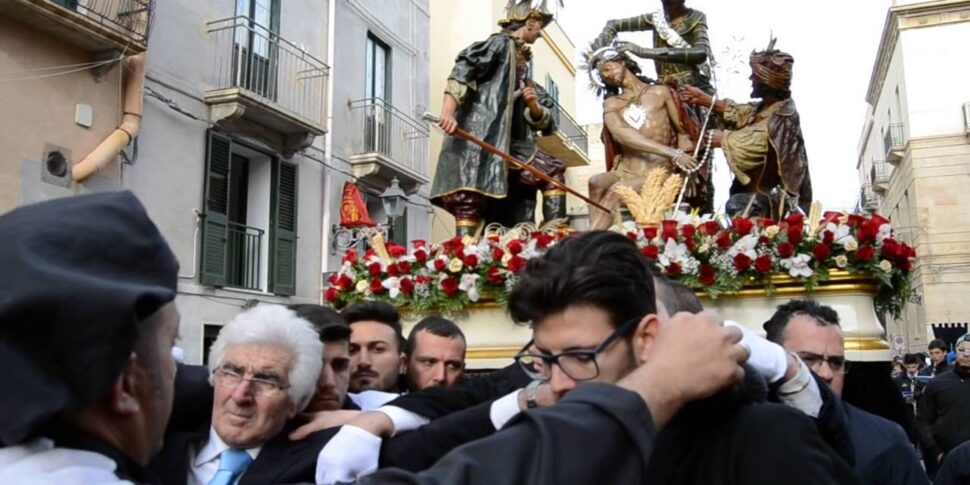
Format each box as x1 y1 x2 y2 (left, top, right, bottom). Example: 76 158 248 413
684 238 696 252
433 259 447 271
388 244 406 258
413 249 428 264
369 278 383 293
732 217 754 236
643 226 659 240
491 248 505 261
386 264 399 277
812 243 831 261
856 245 875 262
626 231 639 240
733 253 752 272
507 255 527 272
416 275 431 285
715 231 732 249
699 265 716 286
666 262 682 277
870 213 890 228
486 266 504 285
681 224 697 239
440 277 459 296
533 232 554 248
699 221 721 236
754 255 773 274
463 254 479 268
412 240 427 249
507 240 523 255
822 230 835 245
777 242 795 258
399 277 414 294
641 245 659 260
857 221 878 245
661 220 679 241
337 274 353 290
846 214 865 229
822 211 844 225
881 239 902 260
904 244 917 259
328 273 339 285
368 262 382 277
758 236 770 245
786 225 804 244
364 249 377 260
324 287 340 302
786 214 805 226
758 218 777 229
342 249 358 264
397 261 412 274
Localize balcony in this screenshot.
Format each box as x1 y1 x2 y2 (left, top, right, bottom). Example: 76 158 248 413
205 16 329 155
861 182 879 212
348 98 430 193
536 102 591 168
884 123 906 164
2 0 153 54
871 160 890 194
225 222 264 291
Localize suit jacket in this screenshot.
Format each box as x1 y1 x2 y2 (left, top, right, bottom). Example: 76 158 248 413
150 418 335 485
386 363 530 419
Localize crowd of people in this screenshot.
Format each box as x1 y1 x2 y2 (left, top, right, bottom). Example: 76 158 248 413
2 191 970 485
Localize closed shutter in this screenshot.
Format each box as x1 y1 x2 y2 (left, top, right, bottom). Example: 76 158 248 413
200 131 232 286
269 158 298 295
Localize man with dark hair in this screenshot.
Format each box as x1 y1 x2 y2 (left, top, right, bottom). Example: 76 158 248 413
896 353 924 406
918 333 970 476
343 301 407 394
0 192 180 483
289 304 356 411
404 317 466 391
764 299 928 484
920 339 951 378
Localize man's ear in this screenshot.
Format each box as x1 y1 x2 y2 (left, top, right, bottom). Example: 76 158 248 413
398 352 407 375
631 315 662 365
107 353 143 416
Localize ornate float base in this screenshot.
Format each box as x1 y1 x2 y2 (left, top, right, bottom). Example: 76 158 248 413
402 272 889 369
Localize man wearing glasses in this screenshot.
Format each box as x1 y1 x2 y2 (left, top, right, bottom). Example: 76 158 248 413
151 304 332 484
918 333 970 477
764 299 928 484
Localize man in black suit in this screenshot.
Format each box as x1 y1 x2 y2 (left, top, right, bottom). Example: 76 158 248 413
150 304 327 485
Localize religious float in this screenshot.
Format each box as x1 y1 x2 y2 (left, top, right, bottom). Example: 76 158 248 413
324 209 915 369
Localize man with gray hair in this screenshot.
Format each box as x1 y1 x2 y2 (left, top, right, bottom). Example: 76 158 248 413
151 304 329 485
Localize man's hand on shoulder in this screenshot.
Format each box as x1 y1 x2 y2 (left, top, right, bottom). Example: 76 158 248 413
289 410 361 441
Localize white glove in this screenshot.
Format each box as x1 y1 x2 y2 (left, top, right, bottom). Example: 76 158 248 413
724 320 789 384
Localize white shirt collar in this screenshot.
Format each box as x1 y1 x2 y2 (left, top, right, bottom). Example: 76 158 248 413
194 427 262 467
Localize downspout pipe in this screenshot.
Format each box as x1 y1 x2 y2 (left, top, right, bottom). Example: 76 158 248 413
72 52 146 182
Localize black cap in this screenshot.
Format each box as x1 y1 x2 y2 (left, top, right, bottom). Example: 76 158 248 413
0 191 178 445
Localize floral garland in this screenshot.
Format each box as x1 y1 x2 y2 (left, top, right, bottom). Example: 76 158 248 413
324 212 915 318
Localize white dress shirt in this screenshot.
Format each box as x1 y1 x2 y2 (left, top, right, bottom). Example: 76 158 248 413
187 428 261 485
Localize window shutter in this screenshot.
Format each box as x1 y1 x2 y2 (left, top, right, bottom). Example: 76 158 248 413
269 158 299 295
200 131 232 286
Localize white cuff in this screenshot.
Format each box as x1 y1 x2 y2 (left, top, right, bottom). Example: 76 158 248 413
377 405 430 435
315 425 382 485
724 320 788 383
489 390 523 430
523 105 551 130
777 357 823 418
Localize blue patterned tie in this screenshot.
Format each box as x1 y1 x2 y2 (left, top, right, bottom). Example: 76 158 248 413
207 448 253 485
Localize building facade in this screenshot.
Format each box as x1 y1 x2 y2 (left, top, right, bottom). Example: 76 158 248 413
1 0 332 363
856 0 970 353
427 0 590 242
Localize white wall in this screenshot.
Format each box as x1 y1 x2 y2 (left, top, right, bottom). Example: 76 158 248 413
900 22 970 138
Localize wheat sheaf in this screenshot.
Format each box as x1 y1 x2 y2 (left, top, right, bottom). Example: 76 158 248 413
613 167 683 226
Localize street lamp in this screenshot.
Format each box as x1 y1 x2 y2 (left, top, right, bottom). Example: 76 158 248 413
379 177 407 222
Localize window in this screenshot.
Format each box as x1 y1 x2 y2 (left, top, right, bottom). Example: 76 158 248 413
545 74 561 125
234 0 280 100
201 130 299 295
365 34 391 154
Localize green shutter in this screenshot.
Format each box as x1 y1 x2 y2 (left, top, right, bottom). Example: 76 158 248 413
200 131 232 286
269 158 298 295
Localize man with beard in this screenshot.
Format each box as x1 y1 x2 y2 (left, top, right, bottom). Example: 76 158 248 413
343 301 407 407
290 304 356 411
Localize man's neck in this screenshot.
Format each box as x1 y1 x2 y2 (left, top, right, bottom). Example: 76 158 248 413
665 6 689 22
620 74 648 94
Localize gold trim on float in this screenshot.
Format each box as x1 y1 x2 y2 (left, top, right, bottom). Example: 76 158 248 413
467 347 521 360
697 271 880 299
845 338 891 351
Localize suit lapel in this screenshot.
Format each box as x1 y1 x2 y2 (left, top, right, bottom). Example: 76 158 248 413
240 422 311 485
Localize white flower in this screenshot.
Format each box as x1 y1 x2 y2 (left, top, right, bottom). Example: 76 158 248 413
826 223 853 244
763 225 781 240
382 277 401 298
355 280 368 293
780 254 813 278
879 260 893 273
459 273 481 302
520 239 541 259
659 239 689 267
448 258 464 273
842 238 859 252
835 255 848 268
877 224 893 244
728 234 760 260
621 220 639 233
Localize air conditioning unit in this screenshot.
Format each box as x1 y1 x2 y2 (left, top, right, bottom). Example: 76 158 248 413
963 101 970 134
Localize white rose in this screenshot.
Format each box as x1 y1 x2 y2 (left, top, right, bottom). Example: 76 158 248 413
355 280 368 292
879 260 893 273
764 225 781 240
843 238 858 252
448 258 464 273
835 255 848 268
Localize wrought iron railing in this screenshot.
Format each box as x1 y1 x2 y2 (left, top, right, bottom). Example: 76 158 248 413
872 160 889 185
349 98 430 176
552 101 589 156
861 183 879 211
226 222 264 291
884 123 906 154
206 16 329 128
50 0 154 44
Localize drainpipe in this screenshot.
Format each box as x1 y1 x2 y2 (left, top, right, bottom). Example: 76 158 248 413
72 52 146 182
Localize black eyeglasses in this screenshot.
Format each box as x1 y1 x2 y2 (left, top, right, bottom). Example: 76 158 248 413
514 317 641 382
796 352 849 373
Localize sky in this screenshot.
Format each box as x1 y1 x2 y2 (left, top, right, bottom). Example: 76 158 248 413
556 0 894 211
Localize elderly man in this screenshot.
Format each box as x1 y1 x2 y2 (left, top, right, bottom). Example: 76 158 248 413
150 304 327 485
404 317 467 391
682 40 812 218
0 192 180 483
764 299 928 484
